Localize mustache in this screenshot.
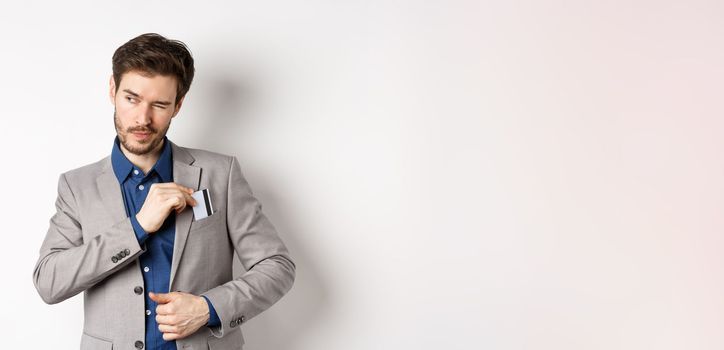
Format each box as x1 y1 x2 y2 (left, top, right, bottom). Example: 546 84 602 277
128 127 156 133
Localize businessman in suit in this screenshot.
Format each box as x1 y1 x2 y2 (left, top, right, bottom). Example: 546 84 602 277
32 33 295 350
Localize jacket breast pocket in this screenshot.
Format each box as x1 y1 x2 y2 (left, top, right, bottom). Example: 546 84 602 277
80 332 113 350
190 210 224 232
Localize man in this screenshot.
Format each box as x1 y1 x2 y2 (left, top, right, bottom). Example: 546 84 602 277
32 33 295 350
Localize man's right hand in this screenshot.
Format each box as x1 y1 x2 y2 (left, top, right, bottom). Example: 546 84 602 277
136 183 197 233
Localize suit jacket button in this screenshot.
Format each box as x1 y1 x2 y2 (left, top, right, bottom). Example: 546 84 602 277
230 320 236 327
111 256 118 263
135 340 144 349
124 248 131 255
134 286 144 295
240 315 245 323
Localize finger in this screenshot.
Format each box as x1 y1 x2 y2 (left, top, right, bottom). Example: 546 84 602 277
166 192 196 210
150 185 195 200
156 314 177 325
156 302 174 316
183 191 197 206
162 332 180 341
148 183 175 192
149 183 192 194
150 182 184 188
149 292 174 304
148 292 161 303
173 191 196 207
164 196 187 212
151 188 189 198
158 323 179 333
171 199 183 214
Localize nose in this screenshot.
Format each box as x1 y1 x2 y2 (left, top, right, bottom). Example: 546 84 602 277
136 103 153 125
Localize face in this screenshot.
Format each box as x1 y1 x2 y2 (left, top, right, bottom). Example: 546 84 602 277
110 70 184 156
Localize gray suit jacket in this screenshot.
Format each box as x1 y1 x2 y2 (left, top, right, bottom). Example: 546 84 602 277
32 140 296 350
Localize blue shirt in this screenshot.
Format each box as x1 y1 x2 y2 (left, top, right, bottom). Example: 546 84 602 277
111 136 220 350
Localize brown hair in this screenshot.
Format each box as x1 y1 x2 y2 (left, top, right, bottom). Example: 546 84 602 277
112 33 195 105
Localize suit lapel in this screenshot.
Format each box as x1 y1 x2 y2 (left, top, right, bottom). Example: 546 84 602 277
169 141 201 291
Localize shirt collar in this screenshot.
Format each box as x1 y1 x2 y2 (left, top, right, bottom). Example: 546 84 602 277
111 135 173 183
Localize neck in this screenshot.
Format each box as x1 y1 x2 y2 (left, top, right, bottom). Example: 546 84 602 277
119 138 165 174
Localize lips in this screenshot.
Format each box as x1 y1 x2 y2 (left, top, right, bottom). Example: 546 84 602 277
131 132 152 140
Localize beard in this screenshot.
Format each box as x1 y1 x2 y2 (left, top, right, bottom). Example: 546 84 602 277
114 109 171 156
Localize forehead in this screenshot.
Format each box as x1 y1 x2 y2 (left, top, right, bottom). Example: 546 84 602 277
118 70 178 101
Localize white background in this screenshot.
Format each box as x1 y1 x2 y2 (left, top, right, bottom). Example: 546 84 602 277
1 1 723 349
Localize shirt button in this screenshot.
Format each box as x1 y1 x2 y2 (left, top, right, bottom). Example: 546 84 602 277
143 266 150 273
146 309 151 316
138 184 145 190
133 169 140 175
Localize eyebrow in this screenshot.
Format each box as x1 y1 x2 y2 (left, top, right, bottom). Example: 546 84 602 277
122 89 173 106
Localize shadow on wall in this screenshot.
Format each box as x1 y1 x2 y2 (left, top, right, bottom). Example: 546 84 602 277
234 194 328 350
191 75 254 152
190 63 328 349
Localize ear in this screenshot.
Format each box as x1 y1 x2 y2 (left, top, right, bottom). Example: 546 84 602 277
172 95 186 118
109 74 117 106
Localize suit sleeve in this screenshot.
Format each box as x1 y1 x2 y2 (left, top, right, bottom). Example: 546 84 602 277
202 156 296 338
32 173 146 304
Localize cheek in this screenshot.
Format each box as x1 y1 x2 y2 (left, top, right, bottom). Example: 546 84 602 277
114 108 133 125
155 111 175 124
115 100 134 115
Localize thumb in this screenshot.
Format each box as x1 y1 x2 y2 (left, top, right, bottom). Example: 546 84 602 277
149 292 174 304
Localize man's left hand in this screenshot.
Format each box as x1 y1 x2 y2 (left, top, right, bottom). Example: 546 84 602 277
150 291 210 341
